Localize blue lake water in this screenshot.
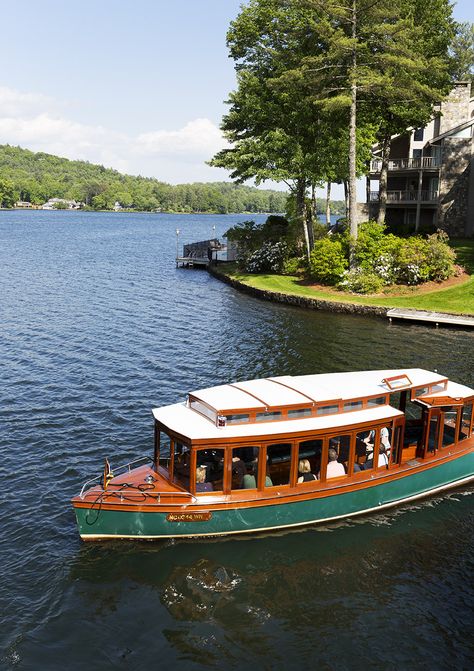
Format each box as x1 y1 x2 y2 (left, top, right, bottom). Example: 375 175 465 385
1 210 473 670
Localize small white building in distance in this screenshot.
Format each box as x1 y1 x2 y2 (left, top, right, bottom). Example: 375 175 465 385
41 198 82 210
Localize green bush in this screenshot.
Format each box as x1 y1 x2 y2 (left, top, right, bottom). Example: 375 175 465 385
425 230 456 281
309 238 348 285
339 268 384 294
282 256 305 276
245 241 288 273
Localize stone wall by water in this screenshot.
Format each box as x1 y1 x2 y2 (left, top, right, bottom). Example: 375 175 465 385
209 265 388 319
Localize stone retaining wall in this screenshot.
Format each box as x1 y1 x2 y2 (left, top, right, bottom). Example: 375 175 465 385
208 266 388 319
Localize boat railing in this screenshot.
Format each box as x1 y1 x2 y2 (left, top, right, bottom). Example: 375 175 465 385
79 455 153 499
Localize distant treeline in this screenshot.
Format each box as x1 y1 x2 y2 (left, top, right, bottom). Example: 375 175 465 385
0 145 346 216
0 145 289 213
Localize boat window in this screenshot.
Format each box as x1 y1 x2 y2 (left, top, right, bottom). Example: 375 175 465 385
317 404 339 416
356 429 375 473
325 435 350 478
174 444 191 488
196 448 225 493
390 424 403 465
241 449 261 490
189 399 217 423
231 446 259 489
267 443 292 486
440 407 458 449
158 432 172 470
414 386 429 398
426 413 440 455
256 411 282 422
430 383 446 393
343 400 363 412
288 408 312 419
367 396 386 407
225 413 249 425
458 403 473 441
297 439 322 483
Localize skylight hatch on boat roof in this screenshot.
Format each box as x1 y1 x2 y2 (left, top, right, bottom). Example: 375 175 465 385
383 373 412 390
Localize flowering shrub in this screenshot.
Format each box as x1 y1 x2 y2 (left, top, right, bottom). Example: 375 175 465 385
309 238 348 285
424 230 456 281
245 241 288 273
339 268 384 294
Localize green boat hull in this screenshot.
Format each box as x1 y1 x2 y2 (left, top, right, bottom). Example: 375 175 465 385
74 453 474 540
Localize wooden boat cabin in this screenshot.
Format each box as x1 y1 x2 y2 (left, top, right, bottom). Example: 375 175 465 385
72 368 474 540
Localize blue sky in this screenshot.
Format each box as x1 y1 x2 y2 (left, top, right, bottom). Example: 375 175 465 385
0 0 472 195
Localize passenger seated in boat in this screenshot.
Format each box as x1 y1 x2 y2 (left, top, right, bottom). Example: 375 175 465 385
297 459 317 483
196 466 214 492
364 444 390 470
324 448 346 479
231 457 247 488
363 430 375 457
242 460 273 488
380 426 391 449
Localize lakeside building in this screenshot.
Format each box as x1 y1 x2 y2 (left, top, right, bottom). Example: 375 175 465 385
362 82 474 237
41 198 82 210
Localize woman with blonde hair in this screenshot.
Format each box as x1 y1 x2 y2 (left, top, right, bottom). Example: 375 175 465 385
298 459 317 483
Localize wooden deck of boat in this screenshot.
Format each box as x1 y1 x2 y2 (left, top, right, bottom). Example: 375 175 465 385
387 307 474 328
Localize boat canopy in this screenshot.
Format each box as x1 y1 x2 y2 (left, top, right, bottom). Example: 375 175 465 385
152 402 404 443
187 369 447 415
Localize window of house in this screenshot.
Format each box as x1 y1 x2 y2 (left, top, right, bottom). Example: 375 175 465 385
413 128 424 141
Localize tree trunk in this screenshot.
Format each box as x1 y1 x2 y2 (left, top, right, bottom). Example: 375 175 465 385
296 178 310 260
344 180 349 216
326 182 331 226
377 133 391 224
348 0 358 268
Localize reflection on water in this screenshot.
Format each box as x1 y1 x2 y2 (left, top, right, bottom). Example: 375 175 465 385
1 211 473 670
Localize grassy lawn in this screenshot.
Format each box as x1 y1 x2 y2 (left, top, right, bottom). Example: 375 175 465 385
218 239 474 315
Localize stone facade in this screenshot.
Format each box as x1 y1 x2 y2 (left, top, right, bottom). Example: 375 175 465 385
439 83 471 135
438 138 472 236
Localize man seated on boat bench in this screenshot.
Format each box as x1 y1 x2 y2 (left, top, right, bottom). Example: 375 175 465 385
243 458 273 488
320 448 345 479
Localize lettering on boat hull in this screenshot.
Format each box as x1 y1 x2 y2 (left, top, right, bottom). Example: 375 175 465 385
167 512 212 522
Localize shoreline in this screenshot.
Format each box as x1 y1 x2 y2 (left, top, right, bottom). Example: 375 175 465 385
208 264 474 323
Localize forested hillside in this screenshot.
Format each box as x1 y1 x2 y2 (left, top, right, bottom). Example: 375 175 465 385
0 145 289 213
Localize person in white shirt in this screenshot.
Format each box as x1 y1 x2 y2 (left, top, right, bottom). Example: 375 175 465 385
325 448 346 478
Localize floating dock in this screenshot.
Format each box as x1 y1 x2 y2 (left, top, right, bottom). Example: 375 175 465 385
387 307 474 328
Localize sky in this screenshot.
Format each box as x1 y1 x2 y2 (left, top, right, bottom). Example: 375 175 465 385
0 0 473 198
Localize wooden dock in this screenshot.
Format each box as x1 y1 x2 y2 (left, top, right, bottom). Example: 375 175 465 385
176 256 209 268
387 307 474 328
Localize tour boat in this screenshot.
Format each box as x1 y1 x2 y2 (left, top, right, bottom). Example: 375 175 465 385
71 369 474 540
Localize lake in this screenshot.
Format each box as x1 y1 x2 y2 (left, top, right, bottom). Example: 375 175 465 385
1 210 473 670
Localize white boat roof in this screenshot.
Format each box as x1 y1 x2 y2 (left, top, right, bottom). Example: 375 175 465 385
152 403 404 444
188 368 448 414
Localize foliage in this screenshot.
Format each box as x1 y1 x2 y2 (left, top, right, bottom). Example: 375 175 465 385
449 21 474 81
339 268 384 294
0 144 287 213
282 256 306 276
245 241 288 273
225 215 294 265
0 177 16 208
309 238 348 285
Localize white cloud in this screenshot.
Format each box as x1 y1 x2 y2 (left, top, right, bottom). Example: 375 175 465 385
0 86 229 183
